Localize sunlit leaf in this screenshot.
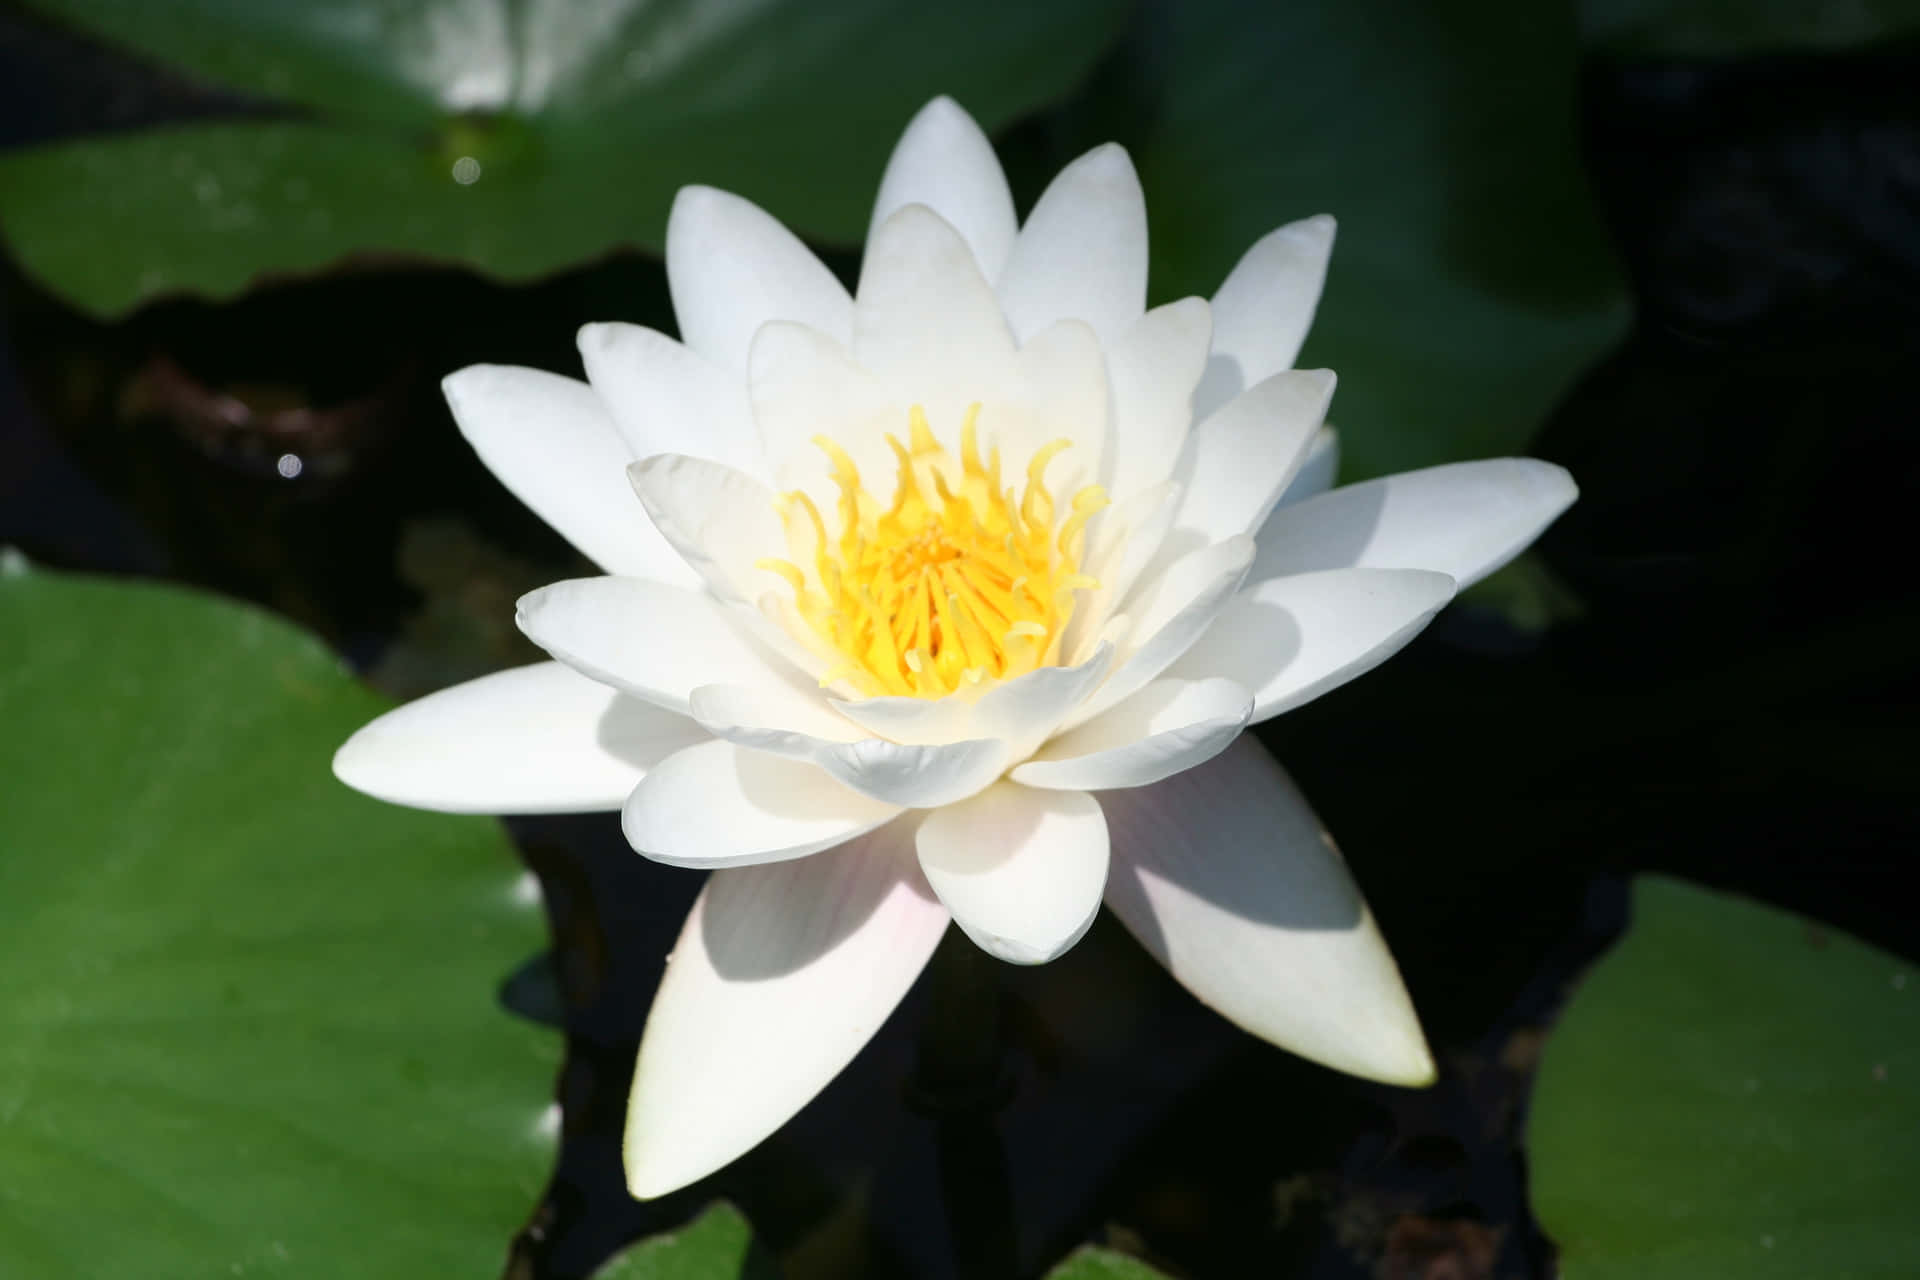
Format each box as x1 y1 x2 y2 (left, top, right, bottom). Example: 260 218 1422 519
0 566 558 1276
1532 876 1920 1279
1130 0 1627 479
1043 1246 1176 1280
591 1202 774 1280
0 0 1130 315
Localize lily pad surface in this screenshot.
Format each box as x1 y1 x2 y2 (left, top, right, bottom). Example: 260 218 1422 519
1531 876 1919 1279
591 1202 774 1279
1043 1247 1175 1279
0 566 558 1275
0 0 1129 315
1132 0 1628 479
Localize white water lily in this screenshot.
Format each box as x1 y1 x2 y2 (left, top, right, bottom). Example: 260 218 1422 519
334 97 1575 1199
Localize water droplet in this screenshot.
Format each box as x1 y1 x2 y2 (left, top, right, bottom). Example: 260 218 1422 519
510 871 541 906
451 155 482 185
275 453 303 480
535 1102 561 1140
1760 1234 1775 1249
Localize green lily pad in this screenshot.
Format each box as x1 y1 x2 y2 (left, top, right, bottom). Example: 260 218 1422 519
591 1202 775 1279
0 566 558 1275
1132 0 1628 479
0 0 1130 316
1581 0 1920 57
1043 1247 1175 1280
1531 876 1920 1279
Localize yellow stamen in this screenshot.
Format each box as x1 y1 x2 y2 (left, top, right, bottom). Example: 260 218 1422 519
760 404 1108 698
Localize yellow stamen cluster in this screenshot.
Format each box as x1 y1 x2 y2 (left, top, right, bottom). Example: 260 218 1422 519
759 404 1107 699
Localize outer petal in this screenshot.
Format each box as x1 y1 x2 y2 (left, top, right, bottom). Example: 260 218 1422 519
1277 426 1340 508
997 143 1148 348
516 576 796 715
1194 214 1336 420
1165 369 1335 550
1071 534 1256 727
629 455 787 604
1250 459 1578 591
576 322 762 479
443 365 694 586
689 685 1010 809
624 819 948 1197
1168 568 1455 723
1102 298 1212 505
915 783 1108 964
666 185 852 373
623 740 900 868
1013 677 1250 791
854 203 1016 415
333 661 705 815
1101 737 1434 1085
868 96 1018 283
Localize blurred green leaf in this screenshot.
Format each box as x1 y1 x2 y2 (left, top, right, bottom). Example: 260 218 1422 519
1532 876 1920 1279
1132 0 1627 479
592 1202 775 1279
0 0 1130 315
1581 0 1920 56
0 567 558 1276
1043 1247 1175 1280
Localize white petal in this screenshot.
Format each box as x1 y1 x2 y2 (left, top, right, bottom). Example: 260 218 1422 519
1194 214 1335 421
576 322 763 479
854 203 1016 414
628 454 787 604
1103 298 1212 505
1169 568 1455 723
1065 482 1180 660
666 185 852 374
1167 369 1335 547
1072 534 1256 727
997 143 1148 348
1014 677 1250 791
333 662 704 815
1250 459 1578 591
1101 736 1433 1084
1277 426 1339 508
999 317 1109 495
830 642 1113 753
622 740 899 868
443 365 694 586
748 321 900 513
915 783 1108 964
624 819 948 1197
516 576 795 715
868 96 1018 283
690 685 1008 809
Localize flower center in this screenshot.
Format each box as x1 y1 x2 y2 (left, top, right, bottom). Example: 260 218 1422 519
760 404 1108 699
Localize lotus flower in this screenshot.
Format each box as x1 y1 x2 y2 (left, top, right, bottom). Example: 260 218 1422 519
334 97 1576 1197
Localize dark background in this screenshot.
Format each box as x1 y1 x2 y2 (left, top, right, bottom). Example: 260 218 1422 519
3 5 1915 1278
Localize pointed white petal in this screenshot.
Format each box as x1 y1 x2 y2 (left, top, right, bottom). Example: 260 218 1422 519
1103 298 1212 505
1101 737 1434 1084
689 685 1008 809
575 322 761 480
1015 677 1250 791
997 143 1148 348
915 783 1108 964
628 454 787 604
1168 369 1335 547
1065 482 1180 659
748 320 901 512
1072 535 1256 727
868 96 1018 283
1277 426 1339 508
1194 214 1336 420
830 642 1113 754
442 365 693 586
516 576 795 715
1251 459 1578 590
854 203 1016 414
1170 568 1455 723
997 317 1110 495
622 740 899 868
624 820 948 1197
333 661 704 815
666 185 852 374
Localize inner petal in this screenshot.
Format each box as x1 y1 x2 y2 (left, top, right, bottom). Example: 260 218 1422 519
759 404 1109 699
